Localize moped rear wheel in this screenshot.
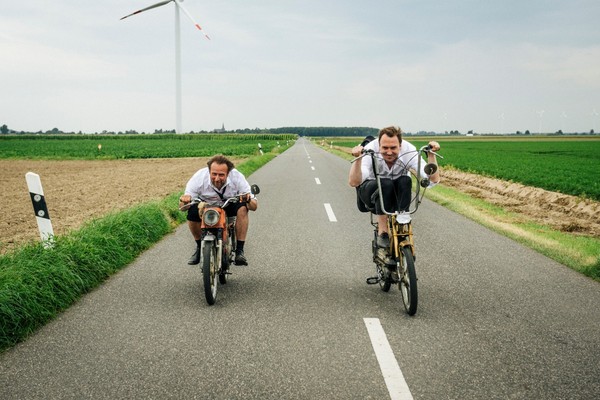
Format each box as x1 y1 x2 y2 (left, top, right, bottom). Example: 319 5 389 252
202 241 218 305
399 246 418 316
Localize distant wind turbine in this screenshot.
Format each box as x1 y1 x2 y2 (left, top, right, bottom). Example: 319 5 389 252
121 0 210 134
537 110 545 134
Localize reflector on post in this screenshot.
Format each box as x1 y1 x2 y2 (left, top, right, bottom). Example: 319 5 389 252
25 172 54 248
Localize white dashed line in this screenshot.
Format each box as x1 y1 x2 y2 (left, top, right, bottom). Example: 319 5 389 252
364 318 413 400
324 203 337 222
315 178 321 185
311 166 315 171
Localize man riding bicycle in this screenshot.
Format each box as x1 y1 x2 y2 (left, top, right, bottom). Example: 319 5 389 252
348 126 440 248
179 155 258 266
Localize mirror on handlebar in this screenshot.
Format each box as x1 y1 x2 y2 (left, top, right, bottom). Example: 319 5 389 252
251 184 260 195
420 178 430 188
424 163 438 176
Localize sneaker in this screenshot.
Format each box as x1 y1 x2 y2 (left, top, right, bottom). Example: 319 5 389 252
235 250 248 266
187 247 200 265
377 233 390 248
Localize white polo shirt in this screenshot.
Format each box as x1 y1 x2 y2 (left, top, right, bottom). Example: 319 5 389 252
361 139 435 187
184 167 251 205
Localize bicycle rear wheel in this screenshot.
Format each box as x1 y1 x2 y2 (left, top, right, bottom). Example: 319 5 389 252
202 241 218 305
399 246 417 315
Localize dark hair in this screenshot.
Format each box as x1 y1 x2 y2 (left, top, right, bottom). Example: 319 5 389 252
378 126 402 144
207 155 235 172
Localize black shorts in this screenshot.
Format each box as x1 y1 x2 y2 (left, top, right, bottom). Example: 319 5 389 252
186 202 246 222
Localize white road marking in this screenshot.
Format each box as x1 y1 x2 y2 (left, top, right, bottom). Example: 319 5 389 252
315 178 321 185
311 166 315 171
309 160 312 163
324 203 337 222
364 318 413 400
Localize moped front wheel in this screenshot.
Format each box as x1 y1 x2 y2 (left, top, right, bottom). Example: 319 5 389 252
399 246 417 316
202 241 218 305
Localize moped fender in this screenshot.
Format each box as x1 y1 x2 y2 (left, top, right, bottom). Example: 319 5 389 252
202 233 216 242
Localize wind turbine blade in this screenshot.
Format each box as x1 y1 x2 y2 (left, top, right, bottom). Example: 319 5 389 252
120 0 174 20
175 0 211 39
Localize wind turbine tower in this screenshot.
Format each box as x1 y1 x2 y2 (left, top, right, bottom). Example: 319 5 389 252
121 0 210 134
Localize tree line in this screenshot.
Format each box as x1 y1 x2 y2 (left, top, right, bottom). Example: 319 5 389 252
0 124 379 137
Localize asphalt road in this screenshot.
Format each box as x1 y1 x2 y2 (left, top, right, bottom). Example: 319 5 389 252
1 138 599 399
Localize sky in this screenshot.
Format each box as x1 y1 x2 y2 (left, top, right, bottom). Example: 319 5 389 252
2 0 599 134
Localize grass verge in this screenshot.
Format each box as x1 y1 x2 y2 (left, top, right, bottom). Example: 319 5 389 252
0 151 282 353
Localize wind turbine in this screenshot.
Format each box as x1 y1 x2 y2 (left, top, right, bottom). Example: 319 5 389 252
121 0 210 134
537 110 545 135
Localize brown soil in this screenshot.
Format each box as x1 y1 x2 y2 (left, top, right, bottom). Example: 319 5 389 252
441 168 600 237
0 158 237 254
1 155 598 253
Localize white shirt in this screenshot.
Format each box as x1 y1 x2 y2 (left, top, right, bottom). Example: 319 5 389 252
361 139 436 187
184 167 251 205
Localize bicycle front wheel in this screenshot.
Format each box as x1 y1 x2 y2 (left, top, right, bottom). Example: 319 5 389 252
399 246 417 316
202 241 218 305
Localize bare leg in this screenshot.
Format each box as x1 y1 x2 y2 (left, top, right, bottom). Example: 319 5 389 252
188 220 202 240
378 215 388 236
235 206 249 241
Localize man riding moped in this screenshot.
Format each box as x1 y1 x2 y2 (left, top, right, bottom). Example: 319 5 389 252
179 155 258 266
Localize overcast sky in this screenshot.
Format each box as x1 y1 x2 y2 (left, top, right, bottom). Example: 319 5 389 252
2 0 599 134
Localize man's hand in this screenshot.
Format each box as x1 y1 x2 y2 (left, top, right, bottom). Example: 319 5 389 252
239 193 252 203
428 141 440 152
351 145 364 157
179 194 192 204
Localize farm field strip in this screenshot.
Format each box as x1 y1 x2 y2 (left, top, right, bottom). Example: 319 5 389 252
326 136 600 200
0 134 296 160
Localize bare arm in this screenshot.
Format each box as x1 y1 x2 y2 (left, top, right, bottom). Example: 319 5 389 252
348 145 364 187
426 141 441 184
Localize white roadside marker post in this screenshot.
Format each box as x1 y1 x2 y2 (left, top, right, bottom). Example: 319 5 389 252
25 172 55 248
258 143 263 155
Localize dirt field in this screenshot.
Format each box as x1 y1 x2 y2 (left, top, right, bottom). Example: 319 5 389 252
1 157 599 254
0 158 218 254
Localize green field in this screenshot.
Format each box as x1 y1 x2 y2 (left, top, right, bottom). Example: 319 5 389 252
0 134 296 160
329 136 600 200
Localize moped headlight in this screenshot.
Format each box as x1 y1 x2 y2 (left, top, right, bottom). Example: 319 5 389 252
203 209 220 226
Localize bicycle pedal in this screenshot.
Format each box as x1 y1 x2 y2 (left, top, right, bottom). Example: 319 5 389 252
366 277 380 285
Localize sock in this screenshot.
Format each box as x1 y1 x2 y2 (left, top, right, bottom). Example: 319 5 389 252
236 240 245 252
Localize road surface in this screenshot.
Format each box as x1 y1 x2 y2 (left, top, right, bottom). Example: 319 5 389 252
1 138 599 399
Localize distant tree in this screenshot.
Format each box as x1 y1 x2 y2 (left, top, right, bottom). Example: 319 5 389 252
556 130 563 135
525 130 530 135
591 129 595 134
516 131 522 135
0 124 8 134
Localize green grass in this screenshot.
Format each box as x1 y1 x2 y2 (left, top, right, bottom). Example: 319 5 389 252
0 134 297 160
326 136 600 200
0 150 283 353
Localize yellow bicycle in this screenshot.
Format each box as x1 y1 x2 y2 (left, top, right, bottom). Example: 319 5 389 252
353 145 441 315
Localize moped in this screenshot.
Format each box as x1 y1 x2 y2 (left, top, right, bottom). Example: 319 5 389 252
181 184 260 305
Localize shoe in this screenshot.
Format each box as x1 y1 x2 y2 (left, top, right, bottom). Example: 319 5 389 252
377 233 390 248
188 247 200 265
235 250 248 266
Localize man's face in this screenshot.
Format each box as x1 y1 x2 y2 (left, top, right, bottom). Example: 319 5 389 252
209 163 229 189
379 134 400 163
